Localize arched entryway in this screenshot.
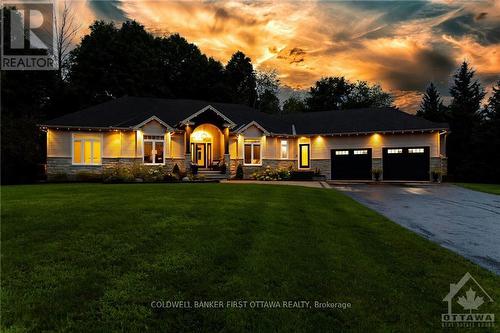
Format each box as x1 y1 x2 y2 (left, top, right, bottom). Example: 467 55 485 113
190 124 223 168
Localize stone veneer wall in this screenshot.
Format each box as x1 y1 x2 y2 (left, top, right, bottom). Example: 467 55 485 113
47 157 187 180
310 159 331 180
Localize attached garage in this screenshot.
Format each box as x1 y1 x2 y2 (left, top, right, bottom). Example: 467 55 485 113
331 148 372 180
382 147 430 181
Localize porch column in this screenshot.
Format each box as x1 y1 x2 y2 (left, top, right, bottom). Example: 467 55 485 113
223 127 230 155
185 125 192 154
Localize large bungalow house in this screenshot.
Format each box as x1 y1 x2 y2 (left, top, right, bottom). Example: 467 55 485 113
41 96 448 181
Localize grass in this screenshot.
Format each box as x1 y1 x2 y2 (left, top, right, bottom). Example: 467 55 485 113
455 182 500 195
1 183 499 332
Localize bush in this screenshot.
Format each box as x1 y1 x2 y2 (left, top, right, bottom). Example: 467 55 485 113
236 164 244 179
290 170 314 180
190 163 198 175
172 163 180 176
252 166 291 181
431 169 441 182
220 163 227 174
371 168 382 181
75 171 102 182
103 164 134 183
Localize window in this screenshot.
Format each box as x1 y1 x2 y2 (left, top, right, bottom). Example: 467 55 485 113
387 149 402 154
409 148 424 153
244 140 261 165
335 150 349 155
280 140 288 159
354 150 368 155
299 144 310 168
143 135 164 164
72 133 102 165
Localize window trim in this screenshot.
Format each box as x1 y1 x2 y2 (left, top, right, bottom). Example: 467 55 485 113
71 133 103 166
280 140 289 159
143 133 165 165
243 140 262 166
298 143 310 169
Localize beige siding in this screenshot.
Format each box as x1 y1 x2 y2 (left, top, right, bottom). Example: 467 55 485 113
310 132 440 159
170 133 184 158
141 120 167 134
47 130 71 157
242 125 263 138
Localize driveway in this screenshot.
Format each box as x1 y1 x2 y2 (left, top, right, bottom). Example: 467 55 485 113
332 183 500 275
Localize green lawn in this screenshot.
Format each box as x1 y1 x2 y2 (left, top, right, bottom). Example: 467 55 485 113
1 184 499 332
455 182 500 195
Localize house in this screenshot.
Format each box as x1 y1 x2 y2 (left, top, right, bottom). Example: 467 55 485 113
40 96 448 181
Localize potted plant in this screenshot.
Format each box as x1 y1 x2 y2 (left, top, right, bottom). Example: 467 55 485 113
431 169 441 182
220 162 227 175
190 163 198 175
235 164 244 179
371 168 382 181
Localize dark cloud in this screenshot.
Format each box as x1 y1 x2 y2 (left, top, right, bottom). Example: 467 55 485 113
88 0 128 22
435 13 500 45
476 12 488 20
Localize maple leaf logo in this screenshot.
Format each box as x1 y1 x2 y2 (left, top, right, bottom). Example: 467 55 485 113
457 288 484 312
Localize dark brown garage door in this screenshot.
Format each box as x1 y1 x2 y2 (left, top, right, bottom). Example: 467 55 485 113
383 147 430 181
331 148 372 180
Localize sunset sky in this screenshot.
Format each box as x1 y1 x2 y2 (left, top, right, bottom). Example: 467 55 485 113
68 0 500 112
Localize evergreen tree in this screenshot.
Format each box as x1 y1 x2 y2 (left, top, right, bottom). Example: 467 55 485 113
484 80 500 121
283 95 307 113
447 61 485 180
224 51 257 106
417 82 447 122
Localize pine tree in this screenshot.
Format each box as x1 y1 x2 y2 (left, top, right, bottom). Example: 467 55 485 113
417 82 446 122
447 61 485 180
485 80 500 121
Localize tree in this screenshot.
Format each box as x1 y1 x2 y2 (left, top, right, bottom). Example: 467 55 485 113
54 0 81 80
416 82 447 122
283 95 307 113
344 81 393 109
447 61 486 180
255 69 280 113
484 80 500 121
257 90 280 114
225 51 257 106
306 77 353 111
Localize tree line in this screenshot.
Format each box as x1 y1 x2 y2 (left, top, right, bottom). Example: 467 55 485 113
417 62 500 183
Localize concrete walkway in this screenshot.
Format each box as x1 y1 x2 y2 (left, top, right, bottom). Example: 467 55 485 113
220 180 329 188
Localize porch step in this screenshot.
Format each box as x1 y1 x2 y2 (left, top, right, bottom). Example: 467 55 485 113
198 170 229 180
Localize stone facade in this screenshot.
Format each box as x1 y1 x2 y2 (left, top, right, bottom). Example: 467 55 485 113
165 158 186 173
310 159 331 180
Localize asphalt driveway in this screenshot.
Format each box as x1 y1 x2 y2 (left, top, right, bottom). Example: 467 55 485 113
332 183 500 274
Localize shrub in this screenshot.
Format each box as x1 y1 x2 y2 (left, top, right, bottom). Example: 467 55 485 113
371 168 382 181
220 163 227 175
75 171 102 182
190 163 198 175
290 170 314 180
172 163 180 175
252 166 291 181
431 169 441 182
103 164 134 183
236 164 244 179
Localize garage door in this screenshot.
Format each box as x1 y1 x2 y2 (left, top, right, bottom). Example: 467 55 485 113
383 147 430 181
331 148 372 180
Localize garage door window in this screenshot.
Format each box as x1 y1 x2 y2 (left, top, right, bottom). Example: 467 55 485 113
387 149 402 154
335 150 349 155
409 148 424 153
354 150 368 155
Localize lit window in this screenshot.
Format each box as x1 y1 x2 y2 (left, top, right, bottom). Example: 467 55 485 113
280 140 288 159
244 140 261 165
72 134 102 165
335 150 349 155
387 149 402 154
144 134 164 164
299 144 310 168
354 150 368 155
409 148 424 153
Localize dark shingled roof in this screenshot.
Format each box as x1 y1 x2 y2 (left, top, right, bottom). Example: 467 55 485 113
42 96 448 135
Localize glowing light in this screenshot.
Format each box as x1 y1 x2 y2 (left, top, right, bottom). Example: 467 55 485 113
191 130 211 142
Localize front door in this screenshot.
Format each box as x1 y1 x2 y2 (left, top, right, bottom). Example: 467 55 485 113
195 143 206 167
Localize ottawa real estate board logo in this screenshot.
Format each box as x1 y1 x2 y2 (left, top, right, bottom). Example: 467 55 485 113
442 272 495 328
1 1 56 70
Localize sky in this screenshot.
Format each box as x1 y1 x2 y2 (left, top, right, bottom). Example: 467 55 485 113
67 0 500 112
